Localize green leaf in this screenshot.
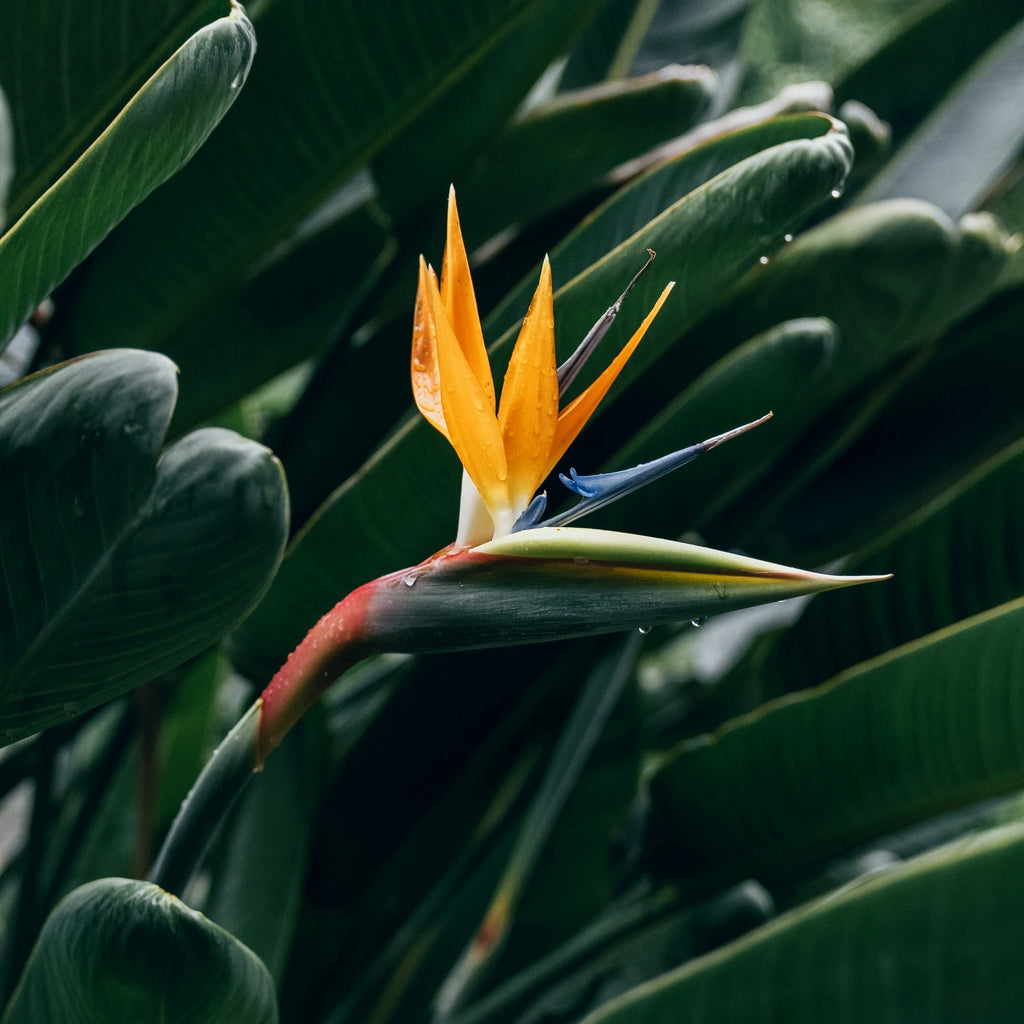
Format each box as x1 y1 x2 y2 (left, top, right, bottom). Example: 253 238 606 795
630 0 753 85
757 433 1024 696
777 282 1024 561
559 0 662 88
737 0 927 105
647 595 1024 882
370 0 603 221
856 15 1024 217
454 66 717 250
199 725 315 982
485 113 850 351
0 350 288 745
1 877 278 1023
585 823 1024 1024
164 186 391 432
0 0 227 223
834 0 1024 141
0 3 256 349
435 638 640 1015
668 201 1020 555
697 201 1016 400
233 115 853 678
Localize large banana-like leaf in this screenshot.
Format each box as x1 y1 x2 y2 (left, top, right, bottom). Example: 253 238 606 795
452 66 717 250
834 0 1024 140
0 0 225 223
369 0 605 220
856 15 1024 216
677 201 1018 403
584 823 1024 1024
1 878 277 1023
231 118 854 676
756 434 1024 695
485 113 850 358
658 201 1021 556
734 278 1024 566
647 595 1024 881
0 350 288 744
0 3 255 349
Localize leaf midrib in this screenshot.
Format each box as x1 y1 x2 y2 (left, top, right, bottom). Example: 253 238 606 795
5 2 218 226
1 461 161 698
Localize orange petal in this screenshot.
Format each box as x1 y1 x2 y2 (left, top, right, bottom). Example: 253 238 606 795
440 186 495 410
497 257 559 507
427 273 509 512
411 258 449 438
547 282 675 477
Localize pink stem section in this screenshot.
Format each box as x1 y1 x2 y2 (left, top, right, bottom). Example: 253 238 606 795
256 581 378 766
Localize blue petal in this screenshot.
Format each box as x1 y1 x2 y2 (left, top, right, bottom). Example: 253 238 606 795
537 413 773 529
511 492 549 532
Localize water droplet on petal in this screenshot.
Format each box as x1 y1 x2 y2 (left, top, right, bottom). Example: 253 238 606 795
403 574 417 587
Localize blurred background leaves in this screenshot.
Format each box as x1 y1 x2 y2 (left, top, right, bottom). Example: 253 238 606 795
2 0 1024 1019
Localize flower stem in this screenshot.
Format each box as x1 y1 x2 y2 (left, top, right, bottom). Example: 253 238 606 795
149 585 378 894
147 699 261 895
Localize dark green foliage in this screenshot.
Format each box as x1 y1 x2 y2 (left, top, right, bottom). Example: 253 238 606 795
2 1 1024 1021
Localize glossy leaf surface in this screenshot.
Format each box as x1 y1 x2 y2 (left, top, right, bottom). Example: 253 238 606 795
856 15 1024 216
586 824 1024 1024
757 434 1024 695
2 878 277 1023
0 0 225 222
648 596 1024 880
0 350 288 744
0 4 255 348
